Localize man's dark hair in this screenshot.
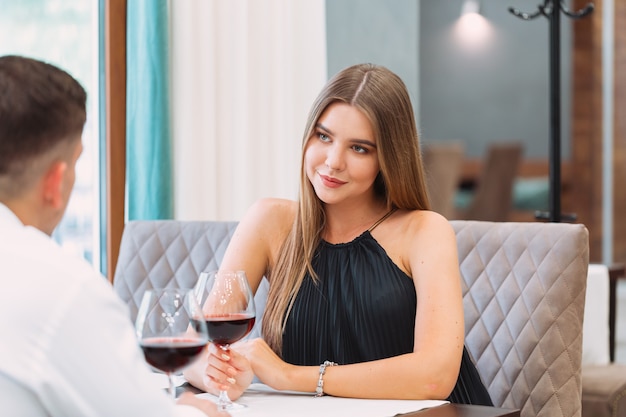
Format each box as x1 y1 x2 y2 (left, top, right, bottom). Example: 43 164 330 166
0 55 87 186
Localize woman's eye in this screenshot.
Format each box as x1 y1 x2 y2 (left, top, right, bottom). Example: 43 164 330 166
352 145 368 154
318 133 330 142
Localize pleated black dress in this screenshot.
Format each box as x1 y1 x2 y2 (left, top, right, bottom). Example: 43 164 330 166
281 229 493 406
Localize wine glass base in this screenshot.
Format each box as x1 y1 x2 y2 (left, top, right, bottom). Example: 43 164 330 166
216 386 247 411
218 401 248 411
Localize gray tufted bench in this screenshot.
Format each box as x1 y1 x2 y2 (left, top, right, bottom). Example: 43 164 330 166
113 219 590 417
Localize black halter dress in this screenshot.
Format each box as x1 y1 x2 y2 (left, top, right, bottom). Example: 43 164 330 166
281 213 493 405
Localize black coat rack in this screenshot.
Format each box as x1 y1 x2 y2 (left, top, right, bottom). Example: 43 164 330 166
509 0 594 222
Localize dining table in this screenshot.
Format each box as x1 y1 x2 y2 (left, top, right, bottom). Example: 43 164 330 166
178 382 520 417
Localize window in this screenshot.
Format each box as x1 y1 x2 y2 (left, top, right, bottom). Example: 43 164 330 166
0 0 101 268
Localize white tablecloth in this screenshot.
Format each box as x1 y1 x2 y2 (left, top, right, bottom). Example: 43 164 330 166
196 384 448 417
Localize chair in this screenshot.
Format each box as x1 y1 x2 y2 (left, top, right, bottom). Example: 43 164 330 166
422 141 465 219
580 263 626 417
113 219 589 417
451 220 589 417
457 142 523 221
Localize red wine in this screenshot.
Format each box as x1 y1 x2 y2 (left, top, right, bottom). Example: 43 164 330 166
205 314 256 345
140 337 206 373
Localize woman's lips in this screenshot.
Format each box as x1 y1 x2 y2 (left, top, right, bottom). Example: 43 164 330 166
319 173 347 188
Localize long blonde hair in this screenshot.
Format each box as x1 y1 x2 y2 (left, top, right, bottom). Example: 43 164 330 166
262 63 431 354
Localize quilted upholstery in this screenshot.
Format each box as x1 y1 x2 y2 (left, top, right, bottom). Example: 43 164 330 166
452 220 589 417
113 220 238 322
113 219 589 417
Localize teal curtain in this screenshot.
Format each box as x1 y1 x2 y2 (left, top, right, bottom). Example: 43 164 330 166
126 0 173 220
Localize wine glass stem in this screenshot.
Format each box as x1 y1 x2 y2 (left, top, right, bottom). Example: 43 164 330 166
167 373 176 401
217 344 233 410
217 389 232 410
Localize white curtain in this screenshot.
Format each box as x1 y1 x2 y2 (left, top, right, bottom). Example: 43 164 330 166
170 0 327 221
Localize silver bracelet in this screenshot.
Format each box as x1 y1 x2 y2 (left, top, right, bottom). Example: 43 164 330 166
314 360 337 397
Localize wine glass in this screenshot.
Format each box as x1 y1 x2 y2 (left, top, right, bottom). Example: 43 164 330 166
194 270 256 411
135 288 208 401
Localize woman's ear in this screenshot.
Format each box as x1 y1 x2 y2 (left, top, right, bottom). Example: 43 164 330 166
41 161 68 209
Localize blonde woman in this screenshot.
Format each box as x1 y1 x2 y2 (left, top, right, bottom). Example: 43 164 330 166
185 63 492 405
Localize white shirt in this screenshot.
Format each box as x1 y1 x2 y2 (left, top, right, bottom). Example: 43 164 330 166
0 204 204 417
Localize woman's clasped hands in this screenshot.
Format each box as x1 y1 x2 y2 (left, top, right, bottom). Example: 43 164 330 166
187 337 295 400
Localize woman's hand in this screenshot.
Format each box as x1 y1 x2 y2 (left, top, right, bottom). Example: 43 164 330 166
183 343 254 400
231 337 294 391
184 337 295 397
204 343 255 400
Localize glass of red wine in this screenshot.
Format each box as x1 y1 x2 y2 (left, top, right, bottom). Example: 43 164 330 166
194 270 256 411
135 288 208 401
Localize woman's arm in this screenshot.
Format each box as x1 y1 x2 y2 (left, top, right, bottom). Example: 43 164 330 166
184 198 295 393
218 198 295 292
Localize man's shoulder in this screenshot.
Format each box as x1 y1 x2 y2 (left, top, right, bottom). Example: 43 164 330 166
0 222 114 306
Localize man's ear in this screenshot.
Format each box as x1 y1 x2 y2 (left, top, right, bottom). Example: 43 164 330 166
41 161 68 209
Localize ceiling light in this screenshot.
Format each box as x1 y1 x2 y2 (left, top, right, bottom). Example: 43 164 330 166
462 0 480 16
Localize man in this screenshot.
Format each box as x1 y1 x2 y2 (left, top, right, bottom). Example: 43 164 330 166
0 55 227 417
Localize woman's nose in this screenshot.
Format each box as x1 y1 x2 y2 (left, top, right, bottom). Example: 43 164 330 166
325 146 345 171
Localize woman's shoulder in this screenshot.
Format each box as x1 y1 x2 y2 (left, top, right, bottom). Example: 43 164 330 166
392 208 454 234
376 209 455 250
390 209 457 249
240 197 297 234
374 209 455 277
247 198 297 220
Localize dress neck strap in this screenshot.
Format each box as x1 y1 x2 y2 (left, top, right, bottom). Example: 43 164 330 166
368 208 397 232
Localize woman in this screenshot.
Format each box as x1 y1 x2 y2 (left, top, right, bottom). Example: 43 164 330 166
185 63 492 405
